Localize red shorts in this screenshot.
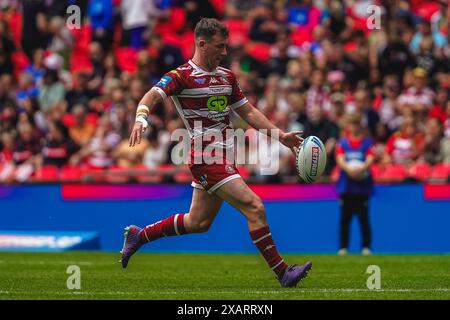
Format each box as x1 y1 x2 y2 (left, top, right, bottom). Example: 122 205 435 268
189 163 241 194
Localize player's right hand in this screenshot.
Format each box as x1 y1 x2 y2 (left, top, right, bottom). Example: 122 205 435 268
129 121 146 147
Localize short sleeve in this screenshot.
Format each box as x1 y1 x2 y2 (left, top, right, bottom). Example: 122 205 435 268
151 70 183 99
229 74 248 110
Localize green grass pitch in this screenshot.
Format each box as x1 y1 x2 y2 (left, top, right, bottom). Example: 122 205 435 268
0 252 449 300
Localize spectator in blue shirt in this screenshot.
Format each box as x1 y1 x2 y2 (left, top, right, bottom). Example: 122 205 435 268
88 0 114 51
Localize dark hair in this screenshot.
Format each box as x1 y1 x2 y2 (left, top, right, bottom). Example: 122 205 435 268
53 121 69 139
194 18 228 41
43 68 59 83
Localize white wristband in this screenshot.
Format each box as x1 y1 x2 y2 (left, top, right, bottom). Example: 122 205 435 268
136 104 150 114
135 115 148 129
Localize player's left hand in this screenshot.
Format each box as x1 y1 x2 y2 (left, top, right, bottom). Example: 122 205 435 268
129 121 146 147
280 131 304 155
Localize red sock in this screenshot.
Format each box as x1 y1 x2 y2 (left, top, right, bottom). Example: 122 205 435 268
250 226 288 277
140 214 187 243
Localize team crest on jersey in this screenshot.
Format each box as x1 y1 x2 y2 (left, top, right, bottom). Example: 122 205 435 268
194 78 206 84
225 165 236 174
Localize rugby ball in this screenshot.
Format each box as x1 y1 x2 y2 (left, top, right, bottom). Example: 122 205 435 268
296 136 327 183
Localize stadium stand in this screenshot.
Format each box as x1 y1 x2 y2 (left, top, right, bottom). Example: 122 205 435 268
0 0 449 184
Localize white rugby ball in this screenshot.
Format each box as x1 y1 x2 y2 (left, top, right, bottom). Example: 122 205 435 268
296 136 327 183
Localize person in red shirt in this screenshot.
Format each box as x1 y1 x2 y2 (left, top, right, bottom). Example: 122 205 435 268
441 100 450 163
383 114 425 165
0 131 13 164
0 131 14 182
122 18 312 288
428 86 448 122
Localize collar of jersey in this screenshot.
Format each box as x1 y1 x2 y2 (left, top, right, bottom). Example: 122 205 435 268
188 60 219 76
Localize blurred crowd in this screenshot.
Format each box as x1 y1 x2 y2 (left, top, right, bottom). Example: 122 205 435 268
0 0 449 183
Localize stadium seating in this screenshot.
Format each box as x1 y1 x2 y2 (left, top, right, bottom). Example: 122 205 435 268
69 24 93 73
35 165 59 182
62 113 99 127
209 0 226 16
114 47 138 73
2 2 448 187
224 19 250 47
154 8 187 34
380 164 408 182
408 162 432 181
370 163 384 182
246 42 271 63
59 165 83 182
161 32 195 61
429 163 450 181
173 166 193 183
82 167 107 182
134 164 164 183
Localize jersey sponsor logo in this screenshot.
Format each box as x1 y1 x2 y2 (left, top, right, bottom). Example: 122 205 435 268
177 66 192 71
156 75 172 88
207 95 228 112
210 77 220 84
195 78 206 84
207 111 228 121
209 86 232 95
310 146 319 176
311 136 324 152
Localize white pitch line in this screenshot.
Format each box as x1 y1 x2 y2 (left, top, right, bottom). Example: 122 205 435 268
0 260 94 266
0 289 450 296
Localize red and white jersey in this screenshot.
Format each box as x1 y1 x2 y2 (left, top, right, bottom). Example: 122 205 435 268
397 86 435 109
151 60 248 148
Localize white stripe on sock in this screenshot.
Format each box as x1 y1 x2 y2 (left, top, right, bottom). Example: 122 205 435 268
252 233 272 244
174 214 180 235
142 229 150 242
271 260 285 271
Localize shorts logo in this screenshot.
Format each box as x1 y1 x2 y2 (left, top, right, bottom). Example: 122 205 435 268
199 174 208 187
310 147 319 176
207 95 228 112
225 165 236 174
156 76 172 88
